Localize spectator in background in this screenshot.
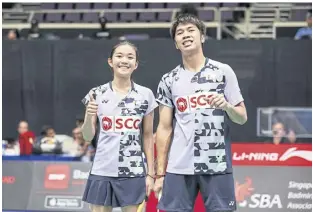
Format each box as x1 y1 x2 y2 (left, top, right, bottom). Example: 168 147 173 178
94 16 111 39
33 125 62 154
267 122 297 145
72 127 88 156
272 110 307 139
28 19 41 40
6 29 20 40
271 122 287 145
72 127 95 162
2 138 19 156
294 10 312 40
18 120 35 155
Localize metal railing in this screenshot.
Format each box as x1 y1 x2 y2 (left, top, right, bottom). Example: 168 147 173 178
3 6 311 22
2 6 311 40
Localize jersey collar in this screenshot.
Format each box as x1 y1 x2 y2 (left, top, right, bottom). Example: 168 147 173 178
109 81 137 93
180 57 209 72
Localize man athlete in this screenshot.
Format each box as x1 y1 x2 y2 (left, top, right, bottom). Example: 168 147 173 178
153 14 247 212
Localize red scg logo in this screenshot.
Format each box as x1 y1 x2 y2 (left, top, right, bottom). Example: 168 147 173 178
101 116 142 132
175 92 216 113
176 97 188 112
102 116 112 131
190 94 213 109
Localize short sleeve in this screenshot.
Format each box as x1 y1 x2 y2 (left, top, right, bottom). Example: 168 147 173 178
156 75 174 108
224 64 244 106
144 89 159 116
81 88 97 106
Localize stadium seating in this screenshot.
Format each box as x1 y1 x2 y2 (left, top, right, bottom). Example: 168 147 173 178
93 3 109 9
34 3 240 23
82 12 99 23
6 3 311 24
291 3 311 21
76 3 91 9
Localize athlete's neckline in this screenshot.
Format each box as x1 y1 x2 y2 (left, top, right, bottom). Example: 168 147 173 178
180 57 209 73
109 80 136 92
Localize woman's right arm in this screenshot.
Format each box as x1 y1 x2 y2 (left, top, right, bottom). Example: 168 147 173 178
81 94 98 142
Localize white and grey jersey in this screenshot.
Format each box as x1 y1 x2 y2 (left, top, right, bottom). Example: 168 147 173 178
156 58 244 175
82 81 158 177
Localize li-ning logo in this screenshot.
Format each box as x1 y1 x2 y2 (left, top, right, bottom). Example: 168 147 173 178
279 147 312 161
101 116 142 132
175 92 217 113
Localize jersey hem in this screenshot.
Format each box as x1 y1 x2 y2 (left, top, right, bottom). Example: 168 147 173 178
166 168 233 175
166 168 194 175
90 170 118 177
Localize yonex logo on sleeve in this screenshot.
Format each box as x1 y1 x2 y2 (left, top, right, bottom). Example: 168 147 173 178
101 116 142 132
175 92 217 113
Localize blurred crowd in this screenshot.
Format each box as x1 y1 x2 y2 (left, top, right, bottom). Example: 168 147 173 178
2 118 95 162
2 115 303 159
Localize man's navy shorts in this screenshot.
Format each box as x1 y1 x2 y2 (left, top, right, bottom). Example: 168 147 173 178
158 172 237 212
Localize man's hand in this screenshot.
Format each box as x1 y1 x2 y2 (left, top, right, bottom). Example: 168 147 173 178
207 93 229 110
207 93 247 125
153 177 164 199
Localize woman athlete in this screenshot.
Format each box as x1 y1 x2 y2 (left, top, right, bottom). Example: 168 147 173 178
81 41 157 212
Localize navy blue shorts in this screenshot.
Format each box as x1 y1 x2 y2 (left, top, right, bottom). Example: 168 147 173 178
82 174 145 208
158 173 236 212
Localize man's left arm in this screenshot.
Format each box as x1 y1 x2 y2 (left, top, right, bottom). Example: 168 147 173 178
210 64 247 125
225 102 247 125
224 64 247 125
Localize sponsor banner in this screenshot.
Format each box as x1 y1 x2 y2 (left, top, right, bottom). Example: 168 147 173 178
232 144 312 166
2 145 312 212
27 161 91 211
2 161 34 210
233 166 312 212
